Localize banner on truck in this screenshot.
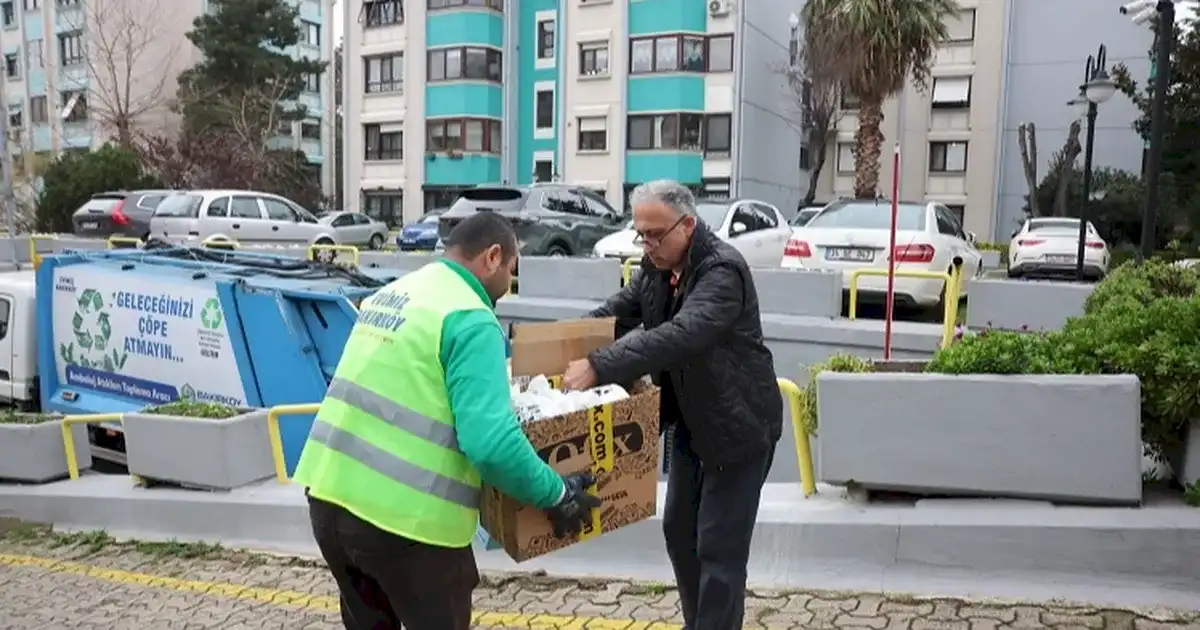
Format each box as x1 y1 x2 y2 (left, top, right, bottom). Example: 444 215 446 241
52 267 249 407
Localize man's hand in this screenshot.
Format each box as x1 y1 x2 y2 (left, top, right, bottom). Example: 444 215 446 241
545 473 602 538
562 358 597 390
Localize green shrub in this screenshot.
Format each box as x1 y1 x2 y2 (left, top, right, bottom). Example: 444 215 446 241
35 144 162 233
1084 257 1200 315
925 330 1060 375
145 399 240 419
799 353 873 436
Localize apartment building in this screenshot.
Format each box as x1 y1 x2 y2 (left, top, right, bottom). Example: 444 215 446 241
0 0 336 194
342 0 806 226
813 0 1152 241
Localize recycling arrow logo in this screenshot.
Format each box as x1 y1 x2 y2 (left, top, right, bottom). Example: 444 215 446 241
200 298 223 330
61 288 128 372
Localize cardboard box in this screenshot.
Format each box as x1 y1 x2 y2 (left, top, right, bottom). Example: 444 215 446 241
480 317 661 562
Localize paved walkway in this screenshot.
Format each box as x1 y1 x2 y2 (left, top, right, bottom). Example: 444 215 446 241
1 522 1198 629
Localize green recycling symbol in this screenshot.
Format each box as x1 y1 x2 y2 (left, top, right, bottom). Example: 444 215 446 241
200 298 223 330
61 288 128 372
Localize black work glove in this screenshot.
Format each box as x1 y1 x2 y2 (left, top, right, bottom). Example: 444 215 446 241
545 473 602 538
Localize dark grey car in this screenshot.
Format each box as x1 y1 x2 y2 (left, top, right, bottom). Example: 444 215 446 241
71 190 174 240
437 184 626 256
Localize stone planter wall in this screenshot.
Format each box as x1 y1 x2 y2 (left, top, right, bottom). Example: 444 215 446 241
123 409 274 491
816 373 1143 505
0 417 90 483
980 250 1003 269
965 279 1095 332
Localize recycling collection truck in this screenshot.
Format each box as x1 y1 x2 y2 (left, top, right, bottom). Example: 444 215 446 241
11 244 402 471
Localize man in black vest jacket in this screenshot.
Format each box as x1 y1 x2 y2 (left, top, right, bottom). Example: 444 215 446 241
562 180 782 630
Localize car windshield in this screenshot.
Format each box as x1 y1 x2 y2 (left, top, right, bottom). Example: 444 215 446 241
1029 219 1081 232
420 213 442 224
806 202 927 231
82 198 122 212
695 203 729 228
153 194 204 218
790 209 820 226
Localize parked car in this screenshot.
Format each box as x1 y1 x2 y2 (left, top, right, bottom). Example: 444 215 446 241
1007 217 1109 280
319 211 389 249
71 190 175 240
791 206 824 227
149 190 340 247
438 184 626 257
592 199 792 267
397 208 447 251
782 199 983 308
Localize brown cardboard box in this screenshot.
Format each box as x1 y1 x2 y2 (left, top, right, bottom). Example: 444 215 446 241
480 318 661 562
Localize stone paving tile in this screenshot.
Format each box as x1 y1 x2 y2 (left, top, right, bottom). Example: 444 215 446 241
1 531 1200 630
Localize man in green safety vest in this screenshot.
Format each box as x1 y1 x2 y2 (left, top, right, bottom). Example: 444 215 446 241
293 211 600 630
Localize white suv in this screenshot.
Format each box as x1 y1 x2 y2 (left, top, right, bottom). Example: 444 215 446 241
149 190 340 247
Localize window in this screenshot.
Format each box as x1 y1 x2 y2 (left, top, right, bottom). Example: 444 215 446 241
679 113 702 151
934 207 958 235
577 116 607 152
365 53 403 93
681 36 704 72
799 146 811 170
707 34 733 72
630 39 653 73
303 72 320 93
426 118 501 153
944 9 975 42
4 53 17 79
363 191 403 227
229 197 263 219
535 90 553 129
428 46 501 82
929 141 968 173
55 0 76 6
579 41 609 76
58 31 83 66
931 77 971 109
534 160 553 182
26 39 41 68
363 0 403 26
262 198 297 221
8 104 20 129
22 0 37 10
59 90 86 122
364 124 403 160
428 0 503 12
703 114 730 156
654 36 678 72
302 20 320 47
0 296 10 341
205 197 230 218
537 19 555 60
841 91 860 110
301 120 321 139
837 143 855 173
29 95 46 123
945 204 965 226
1 2 12 27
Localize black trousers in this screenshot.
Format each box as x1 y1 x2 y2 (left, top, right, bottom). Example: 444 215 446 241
662 422 773 630
308 495 480 630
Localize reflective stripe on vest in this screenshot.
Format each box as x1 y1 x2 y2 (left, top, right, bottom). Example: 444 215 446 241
325 378 460 452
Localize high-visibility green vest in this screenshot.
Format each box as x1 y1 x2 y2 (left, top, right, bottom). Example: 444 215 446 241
292 261 492 548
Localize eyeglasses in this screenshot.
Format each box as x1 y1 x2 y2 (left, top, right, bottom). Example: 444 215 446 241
631 215 688 249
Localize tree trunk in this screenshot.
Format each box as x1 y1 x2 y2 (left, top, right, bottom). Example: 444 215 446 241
803 140 829 206
116 121 134 151
1052 120 1083 217
1017 122 1040 216
852 99 885 199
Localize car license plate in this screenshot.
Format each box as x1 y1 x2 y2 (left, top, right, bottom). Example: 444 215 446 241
81 222 98 230
1046 254 1076 264
826 247 875 262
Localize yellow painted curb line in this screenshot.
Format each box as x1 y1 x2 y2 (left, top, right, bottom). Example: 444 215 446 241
0 552 685 629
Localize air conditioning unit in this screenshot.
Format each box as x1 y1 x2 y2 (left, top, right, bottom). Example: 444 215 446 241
708 0 731 17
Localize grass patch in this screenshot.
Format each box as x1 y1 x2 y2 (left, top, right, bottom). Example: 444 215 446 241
0 521 262 563
144 400 240 419
0 410 55 425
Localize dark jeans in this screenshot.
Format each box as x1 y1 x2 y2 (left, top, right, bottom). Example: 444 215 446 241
662 422 774 630
308 495 479 630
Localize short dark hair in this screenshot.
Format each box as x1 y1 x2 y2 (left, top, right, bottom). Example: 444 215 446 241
445 211 518 260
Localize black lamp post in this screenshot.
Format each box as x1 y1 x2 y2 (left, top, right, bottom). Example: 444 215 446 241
1066 44 1117 281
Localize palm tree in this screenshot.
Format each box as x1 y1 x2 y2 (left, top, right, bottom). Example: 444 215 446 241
802 0 961 199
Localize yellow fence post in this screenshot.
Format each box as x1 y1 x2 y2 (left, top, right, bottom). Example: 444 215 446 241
201 237 240 250
939 261 964 348
60 414 125 480
846 268 954 325
105 236 143 250
308 243 360 266
621 258 637 286
264 404 321 484
29 233 59 271
777 378 817 497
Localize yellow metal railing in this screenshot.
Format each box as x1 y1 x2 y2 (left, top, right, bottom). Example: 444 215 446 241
777 378 817 497
847 265 963 348
60 414 125 481
105 236 142 250
201 237 239 250
264 404 321 484
621 257 638 286
29 233 58 270
308 243 360 266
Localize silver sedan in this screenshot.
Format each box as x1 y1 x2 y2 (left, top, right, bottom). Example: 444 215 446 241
318 212 390 250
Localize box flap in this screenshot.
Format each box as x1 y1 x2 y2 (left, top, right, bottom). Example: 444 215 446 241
510 318 615 377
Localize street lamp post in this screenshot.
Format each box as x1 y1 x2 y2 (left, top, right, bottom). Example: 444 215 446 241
1120 0 1176 259
1066 44 1117 282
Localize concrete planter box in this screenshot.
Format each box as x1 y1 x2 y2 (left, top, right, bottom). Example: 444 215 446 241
123 408 274 491
0 416 90 483
817 373 1143 505
1169 422 1200 487
965 279 1095 332
980 250 1003 269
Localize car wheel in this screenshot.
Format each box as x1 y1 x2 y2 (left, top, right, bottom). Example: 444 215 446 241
546 244 570 257
369 233 384 250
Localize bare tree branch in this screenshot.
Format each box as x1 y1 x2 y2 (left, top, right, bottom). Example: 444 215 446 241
777 17 843 207
70 0 178 148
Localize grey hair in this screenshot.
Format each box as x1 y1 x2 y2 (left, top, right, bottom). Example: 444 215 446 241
628 179 697 217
